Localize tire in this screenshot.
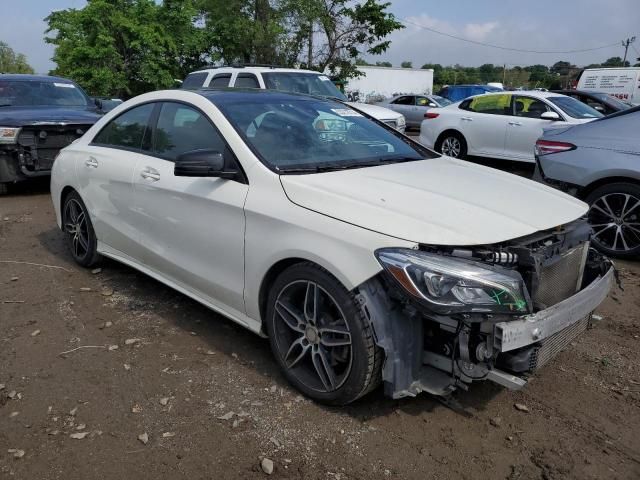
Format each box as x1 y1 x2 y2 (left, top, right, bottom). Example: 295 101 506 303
62 191 101 267
265 263 382 405
436 131 467 159
585 182 640 258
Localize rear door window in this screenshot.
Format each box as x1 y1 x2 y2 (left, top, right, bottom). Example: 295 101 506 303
463 94 512 115
234 73 260 89
514 96 551 118
210 74 232 88
392 96 414 105
92 103 155 151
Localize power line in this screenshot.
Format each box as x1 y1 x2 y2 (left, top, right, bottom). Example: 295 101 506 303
401 18 629 54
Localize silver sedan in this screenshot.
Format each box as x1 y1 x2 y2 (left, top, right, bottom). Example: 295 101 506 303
377 94 452 129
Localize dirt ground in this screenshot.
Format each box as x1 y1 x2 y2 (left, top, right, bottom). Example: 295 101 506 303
1 179 640 480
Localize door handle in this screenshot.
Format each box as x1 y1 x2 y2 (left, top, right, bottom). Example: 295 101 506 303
508 121 523 126
140 167 160 181
461 117 473 121
85 157 98 168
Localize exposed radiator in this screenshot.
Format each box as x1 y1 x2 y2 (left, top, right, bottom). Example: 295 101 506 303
533 242 589 309
529 314 592 370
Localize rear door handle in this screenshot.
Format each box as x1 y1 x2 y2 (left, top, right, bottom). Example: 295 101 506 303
461 117 473 121
140 167 160 181
509 121 523 126
85 157 98 168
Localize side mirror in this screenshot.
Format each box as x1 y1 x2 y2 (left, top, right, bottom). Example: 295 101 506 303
428 102 438 108
593 105 605 112
93 98 104 111
174 149 238 180
540 111 560 121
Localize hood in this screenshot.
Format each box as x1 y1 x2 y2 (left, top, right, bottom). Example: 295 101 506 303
280 157 588 246
0 106 101 127
346 102 403 122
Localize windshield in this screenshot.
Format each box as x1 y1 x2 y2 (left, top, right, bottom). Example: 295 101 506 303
0 80 90 107
262 72 348 101
431 95 452 106
590 92 632 110
216 96 430 173
547 96 603 119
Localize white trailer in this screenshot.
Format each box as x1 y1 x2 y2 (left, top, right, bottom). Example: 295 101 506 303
344 66 434 103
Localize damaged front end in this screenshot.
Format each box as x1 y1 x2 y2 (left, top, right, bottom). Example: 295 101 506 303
0 124 90 183
358 218 615 399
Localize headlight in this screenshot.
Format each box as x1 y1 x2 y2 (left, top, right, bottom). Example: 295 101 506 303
396 116 406 126
0 127 21 144
376 248 529 315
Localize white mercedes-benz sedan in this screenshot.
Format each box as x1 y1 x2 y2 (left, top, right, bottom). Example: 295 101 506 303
419 91 602 163
51 89 613 405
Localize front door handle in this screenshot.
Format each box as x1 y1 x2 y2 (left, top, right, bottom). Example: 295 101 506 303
461 117 473 121
140 167 160 181
85 157 98 168
508 121 523 126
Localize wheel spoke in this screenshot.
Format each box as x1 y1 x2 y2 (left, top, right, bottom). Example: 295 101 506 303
622 197 640 219
275 300 305 333
284 336 309 369
311 346 337 391
319 327 351 347
304 282 318 325
590 203 614 220
77 231 89 252
600 196 617 218
592 223 615 240
73 235 80 257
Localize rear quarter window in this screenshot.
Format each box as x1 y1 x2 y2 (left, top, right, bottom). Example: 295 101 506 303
181 72 208 89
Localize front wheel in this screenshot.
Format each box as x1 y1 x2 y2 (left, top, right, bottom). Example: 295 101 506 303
265 263 382 405
62 191 101 267
585 182 640 258
437 132 467 159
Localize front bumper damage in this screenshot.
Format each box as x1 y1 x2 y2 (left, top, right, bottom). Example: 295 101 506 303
358 224 615 399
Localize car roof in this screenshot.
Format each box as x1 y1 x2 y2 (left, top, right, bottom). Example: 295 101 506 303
193 66 322 75
0 74 76 83
188 87 330 104
472 90 561 99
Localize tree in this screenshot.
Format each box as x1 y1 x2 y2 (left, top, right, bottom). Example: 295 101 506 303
46 0 210 97
550 61 574 75
400 60 412 68
602 56 629 67
375 61 392 67
0 41 34 74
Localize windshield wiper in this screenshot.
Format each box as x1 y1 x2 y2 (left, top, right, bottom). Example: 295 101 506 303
278 157 423 174
0 103 13 107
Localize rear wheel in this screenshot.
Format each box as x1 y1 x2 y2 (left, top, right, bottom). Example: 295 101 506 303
585 183 640 258
437 132 467 159
62 191 101 267
265 263 382 405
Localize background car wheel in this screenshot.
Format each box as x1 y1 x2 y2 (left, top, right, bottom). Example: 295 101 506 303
585 182 640 258
265 263 382 405
62 191 101 267
437 132 467 159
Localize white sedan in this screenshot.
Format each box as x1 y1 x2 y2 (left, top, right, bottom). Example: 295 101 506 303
51 89 612 404
419 91 602 162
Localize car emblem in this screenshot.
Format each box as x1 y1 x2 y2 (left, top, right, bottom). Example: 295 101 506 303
39 131 47 139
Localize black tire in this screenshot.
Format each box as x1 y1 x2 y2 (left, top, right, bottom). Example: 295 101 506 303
265 263 382 405
62 191 101 267
585 182 640 258
436 131 467 159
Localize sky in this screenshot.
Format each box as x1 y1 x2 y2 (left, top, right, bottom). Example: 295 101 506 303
3 0 640 74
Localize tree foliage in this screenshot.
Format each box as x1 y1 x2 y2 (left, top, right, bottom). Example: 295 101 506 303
45 0 211 97
400 60 412 68
0 42 34 74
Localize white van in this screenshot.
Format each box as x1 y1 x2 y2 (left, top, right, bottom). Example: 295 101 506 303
576 67 640 105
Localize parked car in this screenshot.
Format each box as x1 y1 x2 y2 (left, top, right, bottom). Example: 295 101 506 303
0 74 102 194
94 97 124 113
576 67 640 105
376 94 452 129
51 88 613 405
181 66 406 132
535 106 640 257
437 84 502 102
419 91 603 163
551 90 632 115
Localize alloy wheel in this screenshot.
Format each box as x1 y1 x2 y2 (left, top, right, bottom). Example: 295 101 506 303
64 198 90 260
588 192 640 254
441 136 461 157
272 280 353 393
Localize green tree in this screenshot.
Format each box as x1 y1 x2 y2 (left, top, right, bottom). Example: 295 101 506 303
0 41 34 74
400 60 412 68
46 0 210 97
375 61 392 67
602 56 629 67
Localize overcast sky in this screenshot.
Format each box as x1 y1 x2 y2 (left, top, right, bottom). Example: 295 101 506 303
3 0 640 74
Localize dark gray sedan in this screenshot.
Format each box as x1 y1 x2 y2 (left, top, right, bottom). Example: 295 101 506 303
377 94 452 129
535 106 640 257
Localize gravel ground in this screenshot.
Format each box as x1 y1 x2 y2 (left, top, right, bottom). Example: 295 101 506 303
1 178 639 479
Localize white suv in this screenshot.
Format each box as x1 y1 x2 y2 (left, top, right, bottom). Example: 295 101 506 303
181 66 406 133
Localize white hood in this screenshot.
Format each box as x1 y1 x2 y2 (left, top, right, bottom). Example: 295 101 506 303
346 102 404 122
280 157 588 245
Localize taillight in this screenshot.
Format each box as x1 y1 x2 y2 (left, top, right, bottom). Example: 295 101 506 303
424 112 439 119
535 139 576 156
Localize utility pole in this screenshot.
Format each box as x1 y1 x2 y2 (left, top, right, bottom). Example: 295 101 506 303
621 37 636 66
502 64 507 85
